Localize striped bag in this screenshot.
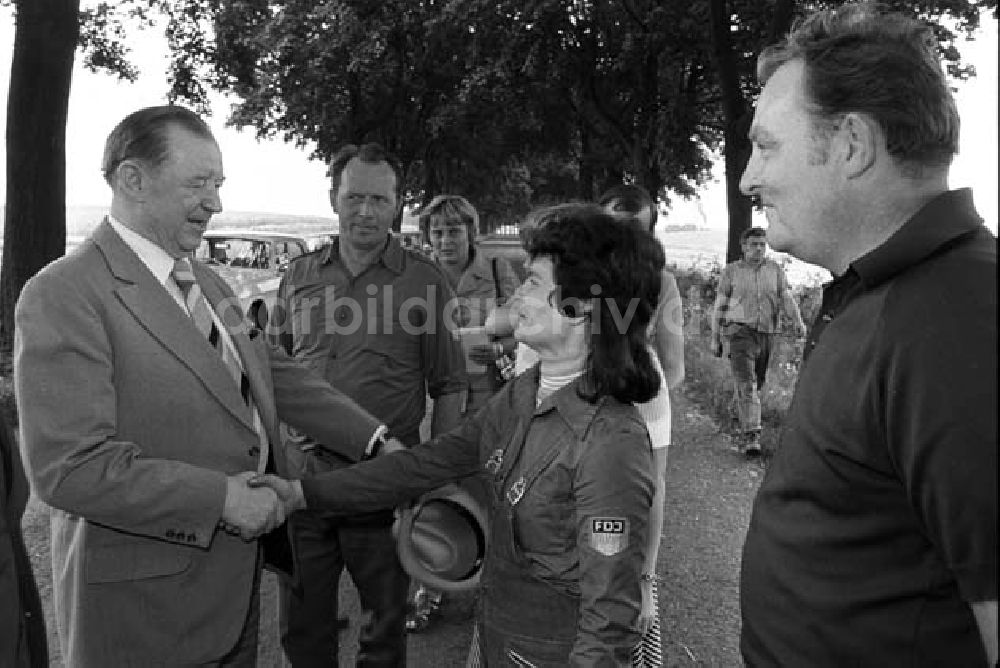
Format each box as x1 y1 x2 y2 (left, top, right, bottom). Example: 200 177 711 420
466 622 483 668
632 580 664 667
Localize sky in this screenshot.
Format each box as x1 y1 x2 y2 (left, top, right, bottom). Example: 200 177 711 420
0 6 996 229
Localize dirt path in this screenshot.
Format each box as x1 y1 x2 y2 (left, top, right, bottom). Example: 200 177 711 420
24 390 763 666
657 391 764 666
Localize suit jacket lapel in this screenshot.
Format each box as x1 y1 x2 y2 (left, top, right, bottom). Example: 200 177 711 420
93 220 256 432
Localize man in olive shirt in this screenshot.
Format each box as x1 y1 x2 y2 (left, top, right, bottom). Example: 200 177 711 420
711 226 805 454
273 143 466 666
738 5 996 665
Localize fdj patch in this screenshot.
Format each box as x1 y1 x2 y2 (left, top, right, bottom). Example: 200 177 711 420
589 517 629 556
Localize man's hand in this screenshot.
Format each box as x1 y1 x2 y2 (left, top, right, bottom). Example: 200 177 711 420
221 472 285 541
248 474 307 514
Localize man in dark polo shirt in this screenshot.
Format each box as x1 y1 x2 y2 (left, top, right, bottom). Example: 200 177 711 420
738 5 997 666
273 142 466 666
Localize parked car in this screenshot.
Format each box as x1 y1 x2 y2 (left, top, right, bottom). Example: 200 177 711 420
478 234 528 281
195 230 309 329
304 232 337 251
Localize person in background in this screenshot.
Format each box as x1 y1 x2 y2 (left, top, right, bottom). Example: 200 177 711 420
421 194 521 416
13 105 388 666
405 194 520 632
598 184 684 390
255 204 665 664
1 412 48 668
710 226 805 455
739 4 996 665
273 142 467 666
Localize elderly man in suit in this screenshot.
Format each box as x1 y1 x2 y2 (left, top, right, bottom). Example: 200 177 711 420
13 105 395 666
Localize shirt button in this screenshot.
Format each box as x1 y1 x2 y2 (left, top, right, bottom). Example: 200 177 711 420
249 446 261 457
336 307 350 323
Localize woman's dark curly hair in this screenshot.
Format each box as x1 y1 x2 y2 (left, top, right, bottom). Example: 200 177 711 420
525 203 665 404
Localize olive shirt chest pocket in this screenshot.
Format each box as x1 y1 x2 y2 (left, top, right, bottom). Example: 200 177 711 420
508 432 576 555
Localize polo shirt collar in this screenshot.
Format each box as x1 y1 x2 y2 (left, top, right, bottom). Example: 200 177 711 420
851 188 983 289
737 257 769 270
320 234 406 275
381 235 406 274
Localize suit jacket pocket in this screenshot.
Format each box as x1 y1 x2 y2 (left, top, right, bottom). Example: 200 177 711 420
86 540 192 583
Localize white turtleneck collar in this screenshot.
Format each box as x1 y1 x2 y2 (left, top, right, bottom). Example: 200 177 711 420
536 352 587 405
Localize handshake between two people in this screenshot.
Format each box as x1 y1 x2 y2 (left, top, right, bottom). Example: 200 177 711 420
217 471 305 541
216 433 406 541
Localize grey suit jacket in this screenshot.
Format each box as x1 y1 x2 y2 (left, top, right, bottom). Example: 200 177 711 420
13 220 380 666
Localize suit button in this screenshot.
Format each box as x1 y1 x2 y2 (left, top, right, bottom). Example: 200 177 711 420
249 446 261 457
166 529 176 539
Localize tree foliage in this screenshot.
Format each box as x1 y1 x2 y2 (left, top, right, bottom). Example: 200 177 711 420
146 0 992 235
2 1 996 350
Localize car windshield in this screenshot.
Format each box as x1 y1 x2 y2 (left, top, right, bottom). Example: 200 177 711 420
196 237 270 269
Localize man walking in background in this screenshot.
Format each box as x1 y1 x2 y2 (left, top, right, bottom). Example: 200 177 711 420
710 226 804 455
739 4 996 665
274 142 466 666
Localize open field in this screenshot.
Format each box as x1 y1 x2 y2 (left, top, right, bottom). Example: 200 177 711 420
3 206 830 288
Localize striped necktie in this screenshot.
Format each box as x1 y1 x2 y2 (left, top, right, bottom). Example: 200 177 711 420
172 258 269 472
172 258 251 401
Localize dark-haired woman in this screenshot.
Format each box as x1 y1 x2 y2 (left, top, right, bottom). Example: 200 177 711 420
255 205 664 664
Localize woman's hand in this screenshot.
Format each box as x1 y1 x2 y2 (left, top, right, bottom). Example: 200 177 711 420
637 578 657 635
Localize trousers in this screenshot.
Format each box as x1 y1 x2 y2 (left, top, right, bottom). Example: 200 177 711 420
279 449 409 667
726 325 773 434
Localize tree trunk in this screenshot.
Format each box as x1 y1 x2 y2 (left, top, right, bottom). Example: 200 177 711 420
0 0 79 354
708 0 752 263
722 113 753 263
709 0 796 263
577 124 595 201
